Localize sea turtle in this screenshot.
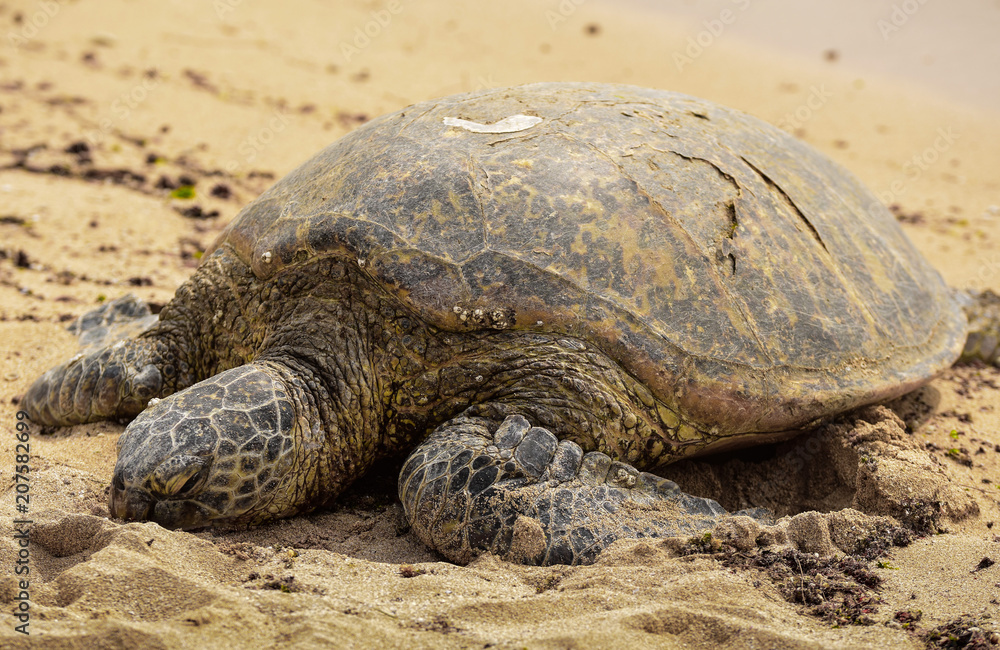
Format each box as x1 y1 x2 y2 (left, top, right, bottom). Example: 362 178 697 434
23 82 1000 566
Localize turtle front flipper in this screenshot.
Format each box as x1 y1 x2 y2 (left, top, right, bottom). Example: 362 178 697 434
399 413 731 566
23 295 188 426
961 289 1000 366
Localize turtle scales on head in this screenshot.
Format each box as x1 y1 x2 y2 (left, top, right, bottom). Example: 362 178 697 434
24 83 1000 565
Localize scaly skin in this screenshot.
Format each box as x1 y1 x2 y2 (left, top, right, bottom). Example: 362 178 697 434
399 414 728 565
22 249 256 426
24 243 1000 565
23 307 189 427
25 243 998 563
101 249 391 528
26 247 728 559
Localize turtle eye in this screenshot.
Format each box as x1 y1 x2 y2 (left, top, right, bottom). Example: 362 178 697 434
165 463 208 497
151 455 210 497
177 471 204 496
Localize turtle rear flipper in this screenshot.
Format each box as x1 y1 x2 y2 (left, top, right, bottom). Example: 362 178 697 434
399 412 738 566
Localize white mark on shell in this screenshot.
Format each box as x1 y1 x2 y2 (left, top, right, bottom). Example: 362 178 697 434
148 397 161 407
261 251 272 264
443 114 542 134
358 258 366 268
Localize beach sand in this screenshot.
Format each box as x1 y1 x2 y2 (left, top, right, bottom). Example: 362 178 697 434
1 0 998 647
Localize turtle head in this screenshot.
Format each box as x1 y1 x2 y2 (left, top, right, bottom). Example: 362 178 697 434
110 364 303 529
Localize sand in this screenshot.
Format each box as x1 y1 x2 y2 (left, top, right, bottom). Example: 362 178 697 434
1 0 999 647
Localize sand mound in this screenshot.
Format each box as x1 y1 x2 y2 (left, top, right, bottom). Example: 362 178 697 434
670 406 981 535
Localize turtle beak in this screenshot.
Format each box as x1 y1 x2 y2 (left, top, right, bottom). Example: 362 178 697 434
108 464 214 530
149 500 214 530
109 471 153 521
